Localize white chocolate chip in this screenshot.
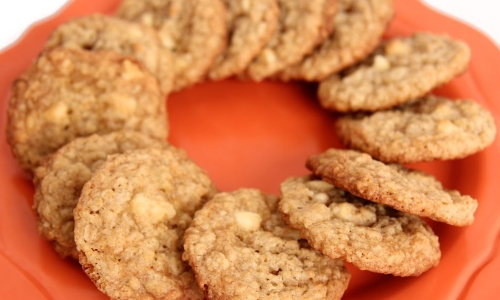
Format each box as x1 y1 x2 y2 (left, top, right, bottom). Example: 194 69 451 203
234 211 262 231
121 60 145 80
331 202 377 226
43 101 70 124
130 193 176 224
373 55 391 72
104 93 137 117
312 192 329 204
305 180 333 192
437 119 457 134
261 48 277 65
128 277 141 290
384 39 411 55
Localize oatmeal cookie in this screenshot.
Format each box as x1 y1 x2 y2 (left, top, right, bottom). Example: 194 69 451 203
74 147 217 300
279 176 441 276
183 188 350 300
306 149 478 226
207 0 280 81
33 131 168 260
6 47 168 172
245 0 337 81
116 0 227 91
278 0 394 82
44 14 174 95
335 95 497 163
318 33 471 112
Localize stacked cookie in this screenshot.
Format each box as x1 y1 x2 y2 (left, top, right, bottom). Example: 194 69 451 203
4 0 497 299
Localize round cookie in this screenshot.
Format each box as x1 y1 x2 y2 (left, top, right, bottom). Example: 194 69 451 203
182 188 350 300
279 176 441 276
335 95 497 163
317 33 471 112
44 14 174 95
33 131 168 260
207 0 280 81
245 0 337 81
116 0 227 91
74 147 217 300
6 47 168 172
277 0 394 82
306 148 478 226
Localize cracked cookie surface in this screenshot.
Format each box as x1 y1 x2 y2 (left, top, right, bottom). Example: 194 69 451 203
279 176 441 276
74 147 217 300
183 188 350 300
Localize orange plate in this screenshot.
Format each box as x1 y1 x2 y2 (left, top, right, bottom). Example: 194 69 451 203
0 0 499 299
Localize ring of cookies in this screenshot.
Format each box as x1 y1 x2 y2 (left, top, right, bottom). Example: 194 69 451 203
5 0 497 299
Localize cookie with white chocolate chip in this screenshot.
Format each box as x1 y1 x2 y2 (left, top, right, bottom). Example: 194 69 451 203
306 148 478 226
74 147 217 300
183 188 350 300
335 95 497 163
116 0 227 91
33 131 168 260
245 0 338 81
208 0 280 81
6 47 168 172
44 14 174 95
277 0 394 82
279 175 441 276
317 32 471 112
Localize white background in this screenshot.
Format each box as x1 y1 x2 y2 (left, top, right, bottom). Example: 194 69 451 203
0 1 499 51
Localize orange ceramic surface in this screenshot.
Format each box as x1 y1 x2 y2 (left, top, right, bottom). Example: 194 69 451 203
0 0 499 299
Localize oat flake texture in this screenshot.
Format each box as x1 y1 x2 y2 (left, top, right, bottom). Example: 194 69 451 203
183 188 350 299
279 175 441 276
74 147 217 300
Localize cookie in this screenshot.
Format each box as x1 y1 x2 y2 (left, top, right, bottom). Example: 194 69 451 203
319 0 340 41
335 95 497 163
306 149 478 226
74 147 217 300
279 176 441 276
207 0 280 81
44 14 174 95
116 0 227 91
6 47 168 172
278 0 394 82
317 33 471 112
182 188 350 300
33 130 168 260
245 0 337 81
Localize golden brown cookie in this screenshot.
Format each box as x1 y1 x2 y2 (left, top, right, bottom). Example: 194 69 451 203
277 0 394 82
6 47 168 172
279 176 441 276
74 147 217 300
245 0 337 81
207 0 280 81
116 0 227 91
318 33 471 112
183 188 350 299
335 95 497 163
33 131 168 260
44 14 174 95
306 149 478 226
